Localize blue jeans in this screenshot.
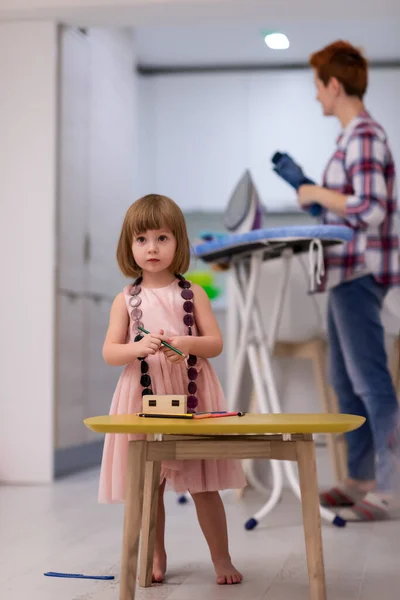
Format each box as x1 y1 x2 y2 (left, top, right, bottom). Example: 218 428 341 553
328 275 399 492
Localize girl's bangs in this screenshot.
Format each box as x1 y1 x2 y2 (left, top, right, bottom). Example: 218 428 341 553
131 204 177 236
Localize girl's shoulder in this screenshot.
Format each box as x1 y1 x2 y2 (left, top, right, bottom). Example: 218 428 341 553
110 288 134 317
107 291 130 325
123 283 134 296
190 282 209 301
112 291 128 311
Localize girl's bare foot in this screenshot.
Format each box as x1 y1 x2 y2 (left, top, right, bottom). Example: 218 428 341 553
190 491 243 585
152 550 167 583
213 558 243 585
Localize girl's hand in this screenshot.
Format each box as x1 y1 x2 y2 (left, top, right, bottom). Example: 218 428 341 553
135 331 164 358
161 336 191 364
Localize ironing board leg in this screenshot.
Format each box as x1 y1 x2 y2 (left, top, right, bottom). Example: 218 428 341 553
229 253 263 413
232 256 290 508
264 249 293 350
226 272 239 403
232 251 339 527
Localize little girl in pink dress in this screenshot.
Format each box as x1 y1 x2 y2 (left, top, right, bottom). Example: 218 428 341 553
99 193 246 585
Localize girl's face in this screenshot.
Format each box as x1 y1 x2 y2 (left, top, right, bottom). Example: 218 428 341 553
131 228 177 275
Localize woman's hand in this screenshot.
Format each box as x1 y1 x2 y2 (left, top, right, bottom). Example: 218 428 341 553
161 336 192 364
298 184 348 217
297 184 321 206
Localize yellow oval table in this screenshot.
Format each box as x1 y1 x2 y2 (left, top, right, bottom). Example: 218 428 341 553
84 412 364 600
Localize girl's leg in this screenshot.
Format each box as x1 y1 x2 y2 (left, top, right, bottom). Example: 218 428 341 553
191 490 242 585
153 480 167 583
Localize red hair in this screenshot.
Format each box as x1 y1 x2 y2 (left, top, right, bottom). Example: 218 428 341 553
310 40 368 99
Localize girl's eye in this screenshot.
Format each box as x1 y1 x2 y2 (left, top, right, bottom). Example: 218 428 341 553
159 235 168 242
137 236 146 243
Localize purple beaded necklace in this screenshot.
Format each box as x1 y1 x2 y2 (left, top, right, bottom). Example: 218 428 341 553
129 274 199 413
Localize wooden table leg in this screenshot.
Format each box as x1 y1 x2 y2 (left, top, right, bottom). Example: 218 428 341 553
139 459 162 587
296 440 327 600
120 441 146 600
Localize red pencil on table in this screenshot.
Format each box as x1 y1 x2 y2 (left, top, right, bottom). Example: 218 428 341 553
193 411 246 420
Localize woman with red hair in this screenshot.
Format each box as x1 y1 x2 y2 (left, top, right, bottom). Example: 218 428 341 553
298 41 400 521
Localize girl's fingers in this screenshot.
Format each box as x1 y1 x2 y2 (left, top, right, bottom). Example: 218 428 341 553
151 332 167 342
165 352 181 363
172 355 185 363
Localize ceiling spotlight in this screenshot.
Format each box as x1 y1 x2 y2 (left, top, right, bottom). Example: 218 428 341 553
264 32 290 50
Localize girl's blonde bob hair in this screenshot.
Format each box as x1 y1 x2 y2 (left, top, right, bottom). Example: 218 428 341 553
117 194 191 278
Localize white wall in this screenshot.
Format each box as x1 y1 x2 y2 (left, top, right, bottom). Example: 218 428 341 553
0 23 137 482
56 27 137 452
88 28 138 297
0 22 58 483
137 68 400 212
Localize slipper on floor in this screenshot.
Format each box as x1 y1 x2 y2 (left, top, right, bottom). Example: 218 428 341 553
338 492 400 522
319 484 366 508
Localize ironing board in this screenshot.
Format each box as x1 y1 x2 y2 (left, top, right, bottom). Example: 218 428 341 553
194 225 353 528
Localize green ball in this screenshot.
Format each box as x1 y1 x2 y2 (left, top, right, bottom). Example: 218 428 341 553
187 271 221 300
202 285 220 300
187 271 214 287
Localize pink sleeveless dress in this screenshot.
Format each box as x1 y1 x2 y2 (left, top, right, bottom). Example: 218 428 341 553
98 279 246 503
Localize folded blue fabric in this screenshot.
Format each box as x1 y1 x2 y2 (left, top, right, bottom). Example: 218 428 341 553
272 152 322 217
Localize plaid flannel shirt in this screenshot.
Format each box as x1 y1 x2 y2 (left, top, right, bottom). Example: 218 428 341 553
319 110 400 291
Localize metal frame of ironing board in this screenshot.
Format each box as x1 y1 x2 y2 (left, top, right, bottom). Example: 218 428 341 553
201 235 347 528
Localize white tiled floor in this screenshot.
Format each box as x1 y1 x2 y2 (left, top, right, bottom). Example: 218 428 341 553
1 459 399 600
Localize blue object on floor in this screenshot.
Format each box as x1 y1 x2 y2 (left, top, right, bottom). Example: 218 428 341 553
44 572 115 580
245 517 258 530
332 515 346 527
178 494 189 504
245 514 345 530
